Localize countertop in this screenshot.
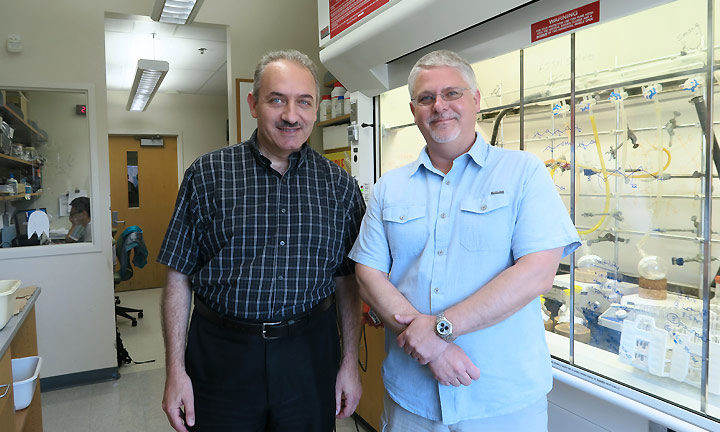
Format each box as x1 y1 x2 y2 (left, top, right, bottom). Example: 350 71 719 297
0 286 40 356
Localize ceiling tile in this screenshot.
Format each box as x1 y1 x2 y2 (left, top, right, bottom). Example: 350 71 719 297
104 15 228 95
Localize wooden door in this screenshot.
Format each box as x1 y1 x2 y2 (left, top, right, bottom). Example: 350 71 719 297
109 135 178 291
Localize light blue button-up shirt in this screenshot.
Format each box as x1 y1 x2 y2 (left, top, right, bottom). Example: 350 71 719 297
349 134 580 424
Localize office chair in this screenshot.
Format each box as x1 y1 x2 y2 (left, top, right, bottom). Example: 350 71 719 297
114 225 149 326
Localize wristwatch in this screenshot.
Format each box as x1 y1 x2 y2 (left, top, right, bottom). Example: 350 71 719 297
434 312 455 342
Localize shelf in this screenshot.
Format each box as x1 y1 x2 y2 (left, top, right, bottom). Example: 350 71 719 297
324 146 351 153
0 154 41 167
0 191 42 202
318 114 350 127
0 105 48 144
475 65 708 118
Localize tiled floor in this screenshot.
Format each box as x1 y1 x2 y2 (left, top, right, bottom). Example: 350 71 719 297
41 287 372 432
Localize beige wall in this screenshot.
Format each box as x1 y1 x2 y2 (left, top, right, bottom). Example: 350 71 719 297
196 0 329 151
0 0 325 379
107 91 228 171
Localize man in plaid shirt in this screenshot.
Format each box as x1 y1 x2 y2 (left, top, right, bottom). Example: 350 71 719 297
158 49 365 432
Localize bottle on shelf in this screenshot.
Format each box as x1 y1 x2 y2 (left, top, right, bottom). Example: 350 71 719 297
333 95 345 119
343 92 352 116
330 82 346 119
319 95 331 121
7 173 18 194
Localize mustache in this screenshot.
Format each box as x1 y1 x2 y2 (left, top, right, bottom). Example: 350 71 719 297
428 113 459 123
276 120 303 128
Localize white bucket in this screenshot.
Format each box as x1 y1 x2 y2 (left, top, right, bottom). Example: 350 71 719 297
12 356 42 410
0 280 20 330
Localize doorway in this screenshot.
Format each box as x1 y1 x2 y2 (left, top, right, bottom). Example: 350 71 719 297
109 135 178 291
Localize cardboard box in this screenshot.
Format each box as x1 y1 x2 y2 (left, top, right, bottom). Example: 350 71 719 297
1 90 28 119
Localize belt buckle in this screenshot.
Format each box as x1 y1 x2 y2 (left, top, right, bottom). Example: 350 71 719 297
262 321 282 340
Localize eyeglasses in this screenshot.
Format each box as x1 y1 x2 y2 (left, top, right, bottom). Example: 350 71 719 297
411 87 469 106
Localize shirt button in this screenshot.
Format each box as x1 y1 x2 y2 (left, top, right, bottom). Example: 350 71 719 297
445 180 451 185
437 250 444 256
278 275 284 281
399 216 405 220
281 208 286 213
434 287 439 293
480 205 487 211
279 240 286 246
440 213 447 219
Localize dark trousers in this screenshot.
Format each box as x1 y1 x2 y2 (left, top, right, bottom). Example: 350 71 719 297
185 305 340 432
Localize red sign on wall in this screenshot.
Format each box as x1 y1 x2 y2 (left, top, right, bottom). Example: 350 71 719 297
330 0 389 38
531 1 600 43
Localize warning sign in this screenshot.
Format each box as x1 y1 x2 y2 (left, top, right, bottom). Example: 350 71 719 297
330 0 389 38
531 1 600 43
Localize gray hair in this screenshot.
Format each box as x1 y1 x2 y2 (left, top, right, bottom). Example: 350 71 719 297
407 50 477 97
253 49 320 102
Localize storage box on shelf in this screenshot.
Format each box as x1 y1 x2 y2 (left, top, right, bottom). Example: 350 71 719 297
0 91 28 121
0 92 47 146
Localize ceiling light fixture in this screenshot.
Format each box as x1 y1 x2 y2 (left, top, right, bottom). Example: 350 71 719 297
126 59 170 112
151 0 205 25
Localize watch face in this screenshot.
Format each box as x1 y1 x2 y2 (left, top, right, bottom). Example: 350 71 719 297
436 319 452 335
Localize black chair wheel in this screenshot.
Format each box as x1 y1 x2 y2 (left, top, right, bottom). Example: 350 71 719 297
131 320 138 327
138 312 144 319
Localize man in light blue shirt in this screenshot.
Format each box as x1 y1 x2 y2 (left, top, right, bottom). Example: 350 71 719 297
349 50 580 431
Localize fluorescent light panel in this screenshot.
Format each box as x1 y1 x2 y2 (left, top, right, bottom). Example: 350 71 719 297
151 0 205 25
126 59 169 112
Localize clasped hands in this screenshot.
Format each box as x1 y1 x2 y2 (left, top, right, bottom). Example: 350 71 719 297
394 313 480 387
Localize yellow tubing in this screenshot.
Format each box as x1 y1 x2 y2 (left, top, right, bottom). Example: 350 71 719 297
547 147 671 180
545 119 672 236
577 115 610 235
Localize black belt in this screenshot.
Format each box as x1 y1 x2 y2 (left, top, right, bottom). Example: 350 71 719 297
193 295 335 340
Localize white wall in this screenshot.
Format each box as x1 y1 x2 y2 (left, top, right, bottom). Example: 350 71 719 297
107 91 228 172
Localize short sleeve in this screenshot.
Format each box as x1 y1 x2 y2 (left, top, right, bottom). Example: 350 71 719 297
511 155 581 260
157 166 202 275
349 182 393 273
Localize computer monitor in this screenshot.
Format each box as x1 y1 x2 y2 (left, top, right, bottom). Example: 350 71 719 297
13 208 47 246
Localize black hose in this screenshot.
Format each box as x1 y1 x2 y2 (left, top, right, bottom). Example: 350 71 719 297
490 108 514 146
689 96 720 178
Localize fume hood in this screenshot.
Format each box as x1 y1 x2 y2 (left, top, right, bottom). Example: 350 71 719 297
320 0 720 431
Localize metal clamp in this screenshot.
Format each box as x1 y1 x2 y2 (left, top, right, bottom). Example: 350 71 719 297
0 384 9 399
261 322 282 340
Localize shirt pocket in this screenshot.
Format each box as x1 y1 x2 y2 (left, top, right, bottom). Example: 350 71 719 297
382 205 428 258
459 195 511 251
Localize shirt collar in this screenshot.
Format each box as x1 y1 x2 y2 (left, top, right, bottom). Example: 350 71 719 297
409 133 490 177
247 129 309 174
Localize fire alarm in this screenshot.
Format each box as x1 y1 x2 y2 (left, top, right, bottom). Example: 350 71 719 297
7 34 23 53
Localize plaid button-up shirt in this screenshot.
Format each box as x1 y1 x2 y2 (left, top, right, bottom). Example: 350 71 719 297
158 131 365 320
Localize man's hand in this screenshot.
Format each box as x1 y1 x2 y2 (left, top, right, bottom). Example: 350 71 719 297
395 313 448 364
335 357 362 418
162 369 195 432
428 344 481 387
